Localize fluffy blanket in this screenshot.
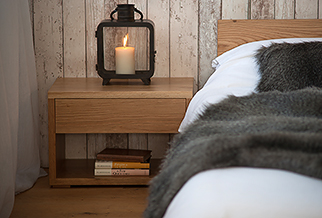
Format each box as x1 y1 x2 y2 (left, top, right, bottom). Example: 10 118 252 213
144 42 322 218
255 41 322 92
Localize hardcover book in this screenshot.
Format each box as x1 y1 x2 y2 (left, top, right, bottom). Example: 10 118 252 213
95 160 150 169
96 148 152 162
94 168 150 176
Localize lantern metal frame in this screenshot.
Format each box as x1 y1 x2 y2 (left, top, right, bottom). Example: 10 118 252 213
95 5 155 85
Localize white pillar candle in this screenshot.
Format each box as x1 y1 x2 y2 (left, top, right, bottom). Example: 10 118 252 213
115 34 135 74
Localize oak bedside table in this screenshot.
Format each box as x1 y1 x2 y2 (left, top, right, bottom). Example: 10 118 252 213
48 77 194 187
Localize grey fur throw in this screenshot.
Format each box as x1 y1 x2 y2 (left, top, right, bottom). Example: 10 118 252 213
255 41 322 92
144 42 322 218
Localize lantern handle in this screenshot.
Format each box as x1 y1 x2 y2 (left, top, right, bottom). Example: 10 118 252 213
110 8 118 20
110 6 143 21
134 7 144 20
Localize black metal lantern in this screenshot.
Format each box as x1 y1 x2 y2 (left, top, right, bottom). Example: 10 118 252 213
96 4 156 85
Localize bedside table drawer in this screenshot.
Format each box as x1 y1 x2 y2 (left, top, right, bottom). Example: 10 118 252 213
55 98 186 133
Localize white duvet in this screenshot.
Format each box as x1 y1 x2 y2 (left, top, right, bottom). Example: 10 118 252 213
179 38 322 132
164 168 322 218
165 38 322 218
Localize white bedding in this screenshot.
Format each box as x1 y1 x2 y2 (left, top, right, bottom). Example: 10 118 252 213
166 38 322 218
164 168 322 218
179 38 322 132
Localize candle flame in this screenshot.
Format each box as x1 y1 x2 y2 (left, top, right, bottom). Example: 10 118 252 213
123 34 129 47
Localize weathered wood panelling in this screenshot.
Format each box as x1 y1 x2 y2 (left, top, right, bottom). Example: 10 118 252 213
199 0 221 87
86 0 104 78
63 0 87 159
275 0 294 19
63 0 86 78
318 0 322 19
34 0 63 166
295 0 318 19
32 0 320 167
170 0 198 85
222 0 248 19
148 1 170 77
251 0 275 19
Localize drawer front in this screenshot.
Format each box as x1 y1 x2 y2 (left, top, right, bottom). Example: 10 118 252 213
55 99 186 133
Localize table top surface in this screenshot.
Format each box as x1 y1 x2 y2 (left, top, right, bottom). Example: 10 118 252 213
48 77 194 99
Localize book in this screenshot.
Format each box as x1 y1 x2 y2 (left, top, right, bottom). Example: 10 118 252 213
96 148 152 162
94 168 150 176
95 160 150 169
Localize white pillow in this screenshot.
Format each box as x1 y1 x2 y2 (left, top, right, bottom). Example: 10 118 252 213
178 38 322 132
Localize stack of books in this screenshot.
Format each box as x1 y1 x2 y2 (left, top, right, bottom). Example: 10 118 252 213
94 148 152 176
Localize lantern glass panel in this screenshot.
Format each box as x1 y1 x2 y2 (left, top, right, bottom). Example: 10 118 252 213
102 26 150 72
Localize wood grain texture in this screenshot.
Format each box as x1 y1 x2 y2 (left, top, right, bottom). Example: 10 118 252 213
48 77 194 99
52 177 151 186
55 98 186 134
10 175 149 218
48 99 57 184
217 19 322 55
34 0 63 167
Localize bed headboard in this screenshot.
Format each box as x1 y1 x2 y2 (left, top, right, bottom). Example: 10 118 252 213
217 19 322 56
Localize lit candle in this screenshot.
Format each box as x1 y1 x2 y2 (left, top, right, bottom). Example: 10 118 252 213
115 34 135 74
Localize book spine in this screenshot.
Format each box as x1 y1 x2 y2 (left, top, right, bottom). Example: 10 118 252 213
96 155 145 163
94 169 150 176
95 161 150 169
95 161 113 168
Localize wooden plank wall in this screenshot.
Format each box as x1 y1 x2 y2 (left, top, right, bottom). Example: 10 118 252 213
31 0 321 167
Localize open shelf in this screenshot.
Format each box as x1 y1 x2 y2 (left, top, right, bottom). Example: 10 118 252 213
56 159 161 179
52 159 162 187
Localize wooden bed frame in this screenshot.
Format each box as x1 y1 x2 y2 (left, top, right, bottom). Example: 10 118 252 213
217 19 322 55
